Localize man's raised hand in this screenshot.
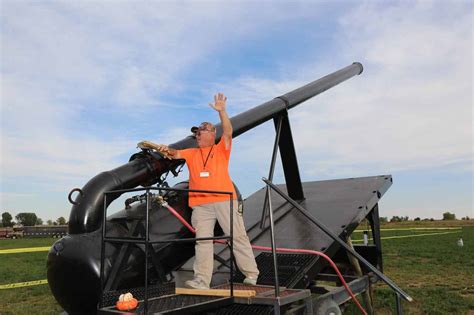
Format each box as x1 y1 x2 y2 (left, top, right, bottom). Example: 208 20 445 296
209 92 227 112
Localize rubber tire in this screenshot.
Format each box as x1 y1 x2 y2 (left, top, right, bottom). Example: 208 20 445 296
315 299 341 315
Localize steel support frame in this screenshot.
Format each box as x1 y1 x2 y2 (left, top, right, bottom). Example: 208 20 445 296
260 114 283 229
314 275 370 309
262 178 413 303
103 220 140 292
102 221 174 291
98 186 235 312
396 293 403 315
274 109 304 201
367 204 383 272
260 110 305 229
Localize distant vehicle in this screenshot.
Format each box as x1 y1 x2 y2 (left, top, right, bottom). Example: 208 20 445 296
0 226 23 239
0 227 13 238
0 225 68 239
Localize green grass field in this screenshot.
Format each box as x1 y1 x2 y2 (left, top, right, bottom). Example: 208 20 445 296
346 223 474 314
0 238 62 315
1 221 473 314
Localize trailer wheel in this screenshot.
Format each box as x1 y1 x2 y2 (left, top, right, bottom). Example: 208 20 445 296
315 299 341 315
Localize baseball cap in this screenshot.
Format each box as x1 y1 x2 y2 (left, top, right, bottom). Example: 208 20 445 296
191 122 215 133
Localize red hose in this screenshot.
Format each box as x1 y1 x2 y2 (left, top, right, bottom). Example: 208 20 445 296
249 245 367 315
164 203 196 233
163 203 367 315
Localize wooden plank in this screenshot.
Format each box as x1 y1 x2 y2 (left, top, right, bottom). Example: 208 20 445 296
176 288 256 297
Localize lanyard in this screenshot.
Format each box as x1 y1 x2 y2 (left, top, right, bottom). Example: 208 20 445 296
199 145 214 170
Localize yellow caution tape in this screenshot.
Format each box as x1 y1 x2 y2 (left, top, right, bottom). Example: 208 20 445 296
352 230 461 243
0 279 48 289
0 246 51 254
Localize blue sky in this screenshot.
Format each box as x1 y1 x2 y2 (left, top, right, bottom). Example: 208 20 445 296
1 1 472 222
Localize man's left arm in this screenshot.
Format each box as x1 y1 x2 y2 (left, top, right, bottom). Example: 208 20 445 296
209 93 232 149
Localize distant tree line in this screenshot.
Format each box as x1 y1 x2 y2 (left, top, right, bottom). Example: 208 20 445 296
2 210 470 228
1 211 68 227
377 211 470 223
389 216 410 222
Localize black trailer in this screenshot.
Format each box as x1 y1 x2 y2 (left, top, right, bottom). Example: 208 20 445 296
96 176 394 315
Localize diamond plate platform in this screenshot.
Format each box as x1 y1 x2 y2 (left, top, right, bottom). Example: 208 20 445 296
233 252 318 287
98 294 232 314
98 283 312 314
213 283 311 308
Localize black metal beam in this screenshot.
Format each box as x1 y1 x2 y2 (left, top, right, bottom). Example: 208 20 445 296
274 111 304 200
104 220 141 291
315 275 370 305
260 115 284 228
367 204 383 272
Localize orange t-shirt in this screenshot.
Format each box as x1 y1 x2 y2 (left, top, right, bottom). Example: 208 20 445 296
178 138 237 207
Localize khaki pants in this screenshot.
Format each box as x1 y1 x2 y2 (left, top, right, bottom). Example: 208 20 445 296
191 200 259 287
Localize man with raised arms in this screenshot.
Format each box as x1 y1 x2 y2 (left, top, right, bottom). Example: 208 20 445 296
139 93 259 290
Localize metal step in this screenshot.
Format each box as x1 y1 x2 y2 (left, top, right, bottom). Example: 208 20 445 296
213 283 312 314
204 304 274 315
233 252 318 288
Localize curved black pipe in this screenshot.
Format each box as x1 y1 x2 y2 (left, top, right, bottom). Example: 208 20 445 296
68 62 363 235
68 155 166 234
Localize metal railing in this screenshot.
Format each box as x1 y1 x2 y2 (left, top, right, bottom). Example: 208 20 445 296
99 186 235 313
262 177 414 308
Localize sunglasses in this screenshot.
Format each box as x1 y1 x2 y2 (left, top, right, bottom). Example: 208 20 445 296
197 129 214 136
198 122 215 131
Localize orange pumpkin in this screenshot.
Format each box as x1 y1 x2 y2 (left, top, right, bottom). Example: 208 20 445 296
116 293 139 311
116 297 138 311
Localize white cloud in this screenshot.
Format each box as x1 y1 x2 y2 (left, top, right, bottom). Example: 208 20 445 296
215 1 473 181
0 1 471 220
0 2 329 218
1 134 134 186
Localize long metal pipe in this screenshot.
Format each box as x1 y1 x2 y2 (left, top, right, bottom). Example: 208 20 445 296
169 62 363 149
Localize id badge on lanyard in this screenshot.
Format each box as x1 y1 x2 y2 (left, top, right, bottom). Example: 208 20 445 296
199 145 214 178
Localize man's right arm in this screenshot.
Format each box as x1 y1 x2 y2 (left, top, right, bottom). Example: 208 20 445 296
137 141 181 159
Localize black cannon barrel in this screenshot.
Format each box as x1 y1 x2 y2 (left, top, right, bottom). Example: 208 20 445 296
68 62 363 234
231 61 363 137
169 62 363 149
